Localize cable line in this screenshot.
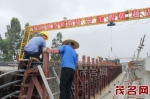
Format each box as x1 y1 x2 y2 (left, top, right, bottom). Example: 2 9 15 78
107 21 117 59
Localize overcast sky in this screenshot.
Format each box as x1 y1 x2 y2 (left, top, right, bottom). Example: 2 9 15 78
0 0 150 62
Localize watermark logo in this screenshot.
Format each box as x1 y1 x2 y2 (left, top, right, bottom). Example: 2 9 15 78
116 85 149 95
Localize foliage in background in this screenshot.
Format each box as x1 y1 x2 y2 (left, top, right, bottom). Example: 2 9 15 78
0 17 61 61
0 18 31 61
51 32 62 61
0 35 4 61
0 17 21 61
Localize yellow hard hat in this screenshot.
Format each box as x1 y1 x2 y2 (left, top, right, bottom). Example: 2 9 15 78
40 31 49 40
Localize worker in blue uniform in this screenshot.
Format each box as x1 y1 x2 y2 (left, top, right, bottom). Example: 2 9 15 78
24 31 49 61
47 39 79 99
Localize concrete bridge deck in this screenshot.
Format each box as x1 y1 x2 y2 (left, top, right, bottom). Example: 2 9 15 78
94 72 126 99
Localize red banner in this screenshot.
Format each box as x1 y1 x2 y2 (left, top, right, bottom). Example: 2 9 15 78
53 22 58 28
67 20 73 27
146 8 150 16
31 7 150 32
46 23 51 30
96 16 104 23
75 19 81 26
39 24 45 31
117 12 125 20
60 21 66 28
33 25 38 31
85 17 92 24
108 13 115 21
132 9 140 18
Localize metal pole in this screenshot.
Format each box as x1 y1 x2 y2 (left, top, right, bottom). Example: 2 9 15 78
38 65 54 99
136 49 141 61
1 91 20 99
43 52 50 99
0 80 22 89
136 35 145 61
0 69 25 78
52 67 60 84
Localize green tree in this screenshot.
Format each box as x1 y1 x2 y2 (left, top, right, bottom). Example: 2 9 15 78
0 34 4 61
51 32 62 61
0 35 3 50
3 17 21 61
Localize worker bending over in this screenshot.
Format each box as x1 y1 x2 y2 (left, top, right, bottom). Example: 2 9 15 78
47 39 79 99
24 31 49 61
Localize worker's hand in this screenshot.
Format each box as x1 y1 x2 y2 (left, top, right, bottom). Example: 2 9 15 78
45 47 50 52
46 48 59 54
43 47 50 52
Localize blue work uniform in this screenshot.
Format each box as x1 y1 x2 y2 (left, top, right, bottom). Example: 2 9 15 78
58 45 77 70
58 45 77 99
24 36 46 54
24 36 46 60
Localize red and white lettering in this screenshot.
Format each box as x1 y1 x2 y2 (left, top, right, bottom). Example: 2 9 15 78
118 12 125 20
108 13 115 21
60 21 66 28
127 86 136 95
53 22 58 28
132 9 140 18
139 85 148 95
39 24 45 30
116 86 124 95
33 26 38 31
67 20 73 27
75 18 81 26
85 17 92 24
96 16 104 23
46 23 51 30
146 8 150 16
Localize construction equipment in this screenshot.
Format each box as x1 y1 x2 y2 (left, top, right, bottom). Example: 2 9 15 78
19 27 31 59
19 7 150 60
10 53 49 99
11 53 75 99
1 54 123 99
13 7 150 99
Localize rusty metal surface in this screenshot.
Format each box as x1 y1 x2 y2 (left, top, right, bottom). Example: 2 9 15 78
73 55 122 99
42 53 49 99
31 76 43 98
13 53 50 99
26 78 34 99
8 54 122 99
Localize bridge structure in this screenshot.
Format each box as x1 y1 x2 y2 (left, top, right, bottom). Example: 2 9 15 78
0 7 150 99
0 53 122 99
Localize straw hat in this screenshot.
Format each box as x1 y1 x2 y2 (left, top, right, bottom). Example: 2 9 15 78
62 39 79 49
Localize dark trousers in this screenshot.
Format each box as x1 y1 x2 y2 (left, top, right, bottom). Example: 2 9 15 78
24 47 42 60
60 67 75 99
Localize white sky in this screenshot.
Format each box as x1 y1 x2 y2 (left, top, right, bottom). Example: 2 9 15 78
0 0 150 62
